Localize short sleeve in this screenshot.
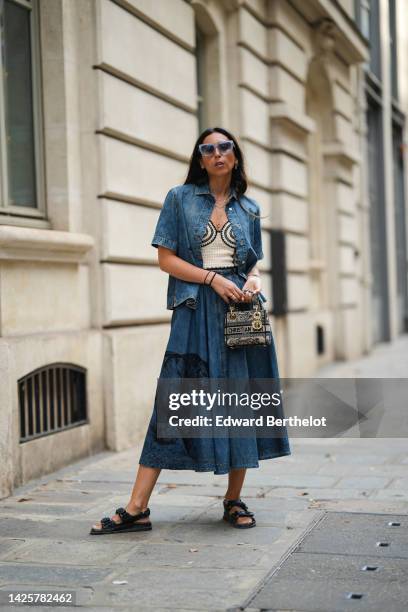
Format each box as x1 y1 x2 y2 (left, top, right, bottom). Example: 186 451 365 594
151 188 178 252
252 204 264 260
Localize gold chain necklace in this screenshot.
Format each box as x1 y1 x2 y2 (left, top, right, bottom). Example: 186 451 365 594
211 194 230 230
213 193 229 208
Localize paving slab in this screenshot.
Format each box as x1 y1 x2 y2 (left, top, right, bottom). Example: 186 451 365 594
317 463 408 476
264 487 374 500
248 512 408 612
3 489 102 505
152 493 219 507
333 476 393 489
116 541 273 569
0 563 112 586
158 484 267 498
89 567 266 610
163 522 289 546
370 489 408 500
308 498 408 514
192 506 320 528
0 502 99 517
249 577 407 612
94 496 210 524
1 539 138 566
260 552 408 582
297 512 408 558
0 516 172 542
0 538 27 560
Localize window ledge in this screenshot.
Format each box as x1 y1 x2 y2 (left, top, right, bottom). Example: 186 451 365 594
270 103 316 135
322 143 361 165
0 226 94 263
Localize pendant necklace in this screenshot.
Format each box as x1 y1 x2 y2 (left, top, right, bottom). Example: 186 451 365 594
211 192 230 230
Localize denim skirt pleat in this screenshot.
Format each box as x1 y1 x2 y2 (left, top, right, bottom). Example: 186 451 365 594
138 267 292 475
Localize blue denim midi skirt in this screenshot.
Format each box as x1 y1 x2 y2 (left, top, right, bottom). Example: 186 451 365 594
138 267 291 475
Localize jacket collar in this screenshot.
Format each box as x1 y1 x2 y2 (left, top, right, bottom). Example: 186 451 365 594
194 181 238 201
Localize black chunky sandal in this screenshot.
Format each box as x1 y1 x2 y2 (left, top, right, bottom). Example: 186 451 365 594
89 506 152 535
223 498 256 529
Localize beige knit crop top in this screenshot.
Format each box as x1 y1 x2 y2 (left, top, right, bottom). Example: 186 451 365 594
200 219 237 269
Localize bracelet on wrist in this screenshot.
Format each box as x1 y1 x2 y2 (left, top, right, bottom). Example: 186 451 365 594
203 271 211 285
208 272 217 287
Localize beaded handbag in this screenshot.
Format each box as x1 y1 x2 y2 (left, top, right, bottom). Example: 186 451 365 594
224 294 272 349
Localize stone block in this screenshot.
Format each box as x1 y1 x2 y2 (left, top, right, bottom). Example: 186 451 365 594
339 245 355 274
100 72 196 158
270 66 305 111
286 234 309 272
101 199 160 262
100 137 187 202
333 81 353 118
0 262 88 335
271 153 307 197
239 8 267 58
336 180 355 214
339 211 357 244
99 0 195 108
286 311 316 376
340 277 358 305
103 263 169 324
103 324 170 449
287 272 310 310
241 88 270 146
240 47 269 97
125 0 194 47
270 29 307 82
242 140 271 188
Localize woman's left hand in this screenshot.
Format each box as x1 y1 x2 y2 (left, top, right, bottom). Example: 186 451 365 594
241 275 262 303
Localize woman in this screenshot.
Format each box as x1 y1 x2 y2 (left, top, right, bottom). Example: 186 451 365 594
90 127 291 534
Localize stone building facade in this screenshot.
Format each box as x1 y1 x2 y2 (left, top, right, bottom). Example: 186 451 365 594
0 0 407 497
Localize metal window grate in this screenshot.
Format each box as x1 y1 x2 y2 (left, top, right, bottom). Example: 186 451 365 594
18 363 88 443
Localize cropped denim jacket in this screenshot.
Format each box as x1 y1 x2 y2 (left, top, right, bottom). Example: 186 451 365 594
151 181 266 310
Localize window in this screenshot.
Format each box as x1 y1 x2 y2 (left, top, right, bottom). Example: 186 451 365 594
389 0 398 101
354 0 381 79
392 121 408 332
366 97 389 342
0 0 44 216
195 27 206 134
193 9 222 133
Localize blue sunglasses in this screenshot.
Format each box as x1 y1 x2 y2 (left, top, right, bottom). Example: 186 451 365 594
198 140 235 157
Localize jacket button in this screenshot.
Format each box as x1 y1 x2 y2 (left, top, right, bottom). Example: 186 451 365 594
240 240 244 245
241 260 245 264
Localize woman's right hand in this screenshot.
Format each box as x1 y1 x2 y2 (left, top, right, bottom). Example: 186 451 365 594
210 273 246 304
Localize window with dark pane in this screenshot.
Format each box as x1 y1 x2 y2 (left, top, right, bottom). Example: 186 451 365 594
1 0 37 207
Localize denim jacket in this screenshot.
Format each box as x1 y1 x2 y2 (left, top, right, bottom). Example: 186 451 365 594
151 181 266 310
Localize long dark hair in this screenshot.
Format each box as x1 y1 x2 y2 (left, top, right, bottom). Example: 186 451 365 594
184 127 264 219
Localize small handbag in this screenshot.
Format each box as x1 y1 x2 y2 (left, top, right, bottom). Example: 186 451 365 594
224 294 272 349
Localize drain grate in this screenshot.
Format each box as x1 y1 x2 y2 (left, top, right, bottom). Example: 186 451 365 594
247 512 408 611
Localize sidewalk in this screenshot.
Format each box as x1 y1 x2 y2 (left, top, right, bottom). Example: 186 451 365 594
0 337 407 611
